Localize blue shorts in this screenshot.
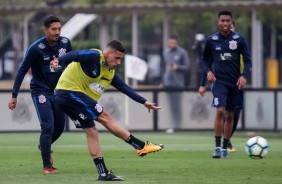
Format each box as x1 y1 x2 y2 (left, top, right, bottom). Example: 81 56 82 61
211 82 243 111
54 90 104 128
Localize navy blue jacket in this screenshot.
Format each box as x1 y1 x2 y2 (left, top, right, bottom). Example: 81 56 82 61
12 36 72 98
201 31 252 86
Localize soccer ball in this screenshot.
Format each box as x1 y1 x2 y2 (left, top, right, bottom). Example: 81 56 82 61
245 136 269 159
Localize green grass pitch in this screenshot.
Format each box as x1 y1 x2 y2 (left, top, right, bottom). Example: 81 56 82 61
0 131 281 184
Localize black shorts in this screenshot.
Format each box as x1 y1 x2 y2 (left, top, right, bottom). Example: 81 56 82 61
211 82 243 111
55 90 104 128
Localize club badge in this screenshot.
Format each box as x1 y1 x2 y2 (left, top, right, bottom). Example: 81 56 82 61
229 40 237 50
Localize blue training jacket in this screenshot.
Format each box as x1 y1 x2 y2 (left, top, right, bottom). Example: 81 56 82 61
12 36 72 98
201 31 252 86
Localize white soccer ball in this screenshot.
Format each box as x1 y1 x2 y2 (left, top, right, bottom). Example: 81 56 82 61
245 136 269 159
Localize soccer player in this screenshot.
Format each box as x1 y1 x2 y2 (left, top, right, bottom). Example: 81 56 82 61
51 40 164 181
8 15 72 174
198 21 243 153
200 10 252 158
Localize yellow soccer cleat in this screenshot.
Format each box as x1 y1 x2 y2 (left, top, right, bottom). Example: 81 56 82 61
136 141 164 157
227 147 237 153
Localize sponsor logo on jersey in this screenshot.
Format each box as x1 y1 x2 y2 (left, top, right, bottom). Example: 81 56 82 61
38 95 46 103
220 53 232 60
229 40 237 50
38 43 46 49
89 83 106 94
215 46 221 50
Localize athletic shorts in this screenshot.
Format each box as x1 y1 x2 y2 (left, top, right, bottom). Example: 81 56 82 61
54 90 104 128
211 82 243 111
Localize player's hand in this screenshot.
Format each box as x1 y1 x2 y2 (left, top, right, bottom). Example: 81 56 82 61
207 71 216 83
237 76 246 89
8 98 17 110
144 101 162 113
50 56 60 70
198 86 206 96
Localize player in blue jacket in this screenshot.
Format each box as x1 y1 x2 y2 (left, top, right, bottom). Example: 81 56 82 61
201 10 252 159
8 15 72 174
199 21 243 153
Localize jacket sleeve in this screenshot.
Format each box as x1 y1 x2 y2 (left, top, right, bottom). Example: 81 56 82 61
111 74 147 104
12 47 35 98
200 38 213 75
240 37 252 78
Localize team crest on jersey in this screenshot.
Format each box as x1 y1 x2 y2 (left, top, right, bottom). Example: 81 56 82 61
38 95 46 103
61 38 68 44
95 104 103 113
38 43 46 49
229 40 237 50
212 35 219 40
58 48 67 57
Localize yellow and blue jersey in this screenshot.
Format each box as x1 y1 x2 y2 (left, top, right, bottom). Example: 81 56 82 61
56 49 146 103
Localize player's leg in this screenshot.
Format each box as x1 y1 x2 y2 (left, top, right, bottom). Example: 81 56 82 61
51 95 66 144
83 126 123 181
55 91 123 180
97 110 164 157
228 89 243 152
211 82 227 158
231 109 240 136
32 94 57 174
213 107 225 158
221 110 234 158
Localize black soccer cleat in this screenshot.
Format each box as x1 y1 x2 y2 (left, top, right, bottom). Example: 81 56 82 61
97 170 124 181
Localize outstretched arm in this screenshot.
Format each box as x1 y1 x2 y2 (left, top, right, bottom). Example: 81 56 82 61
111 74 161 112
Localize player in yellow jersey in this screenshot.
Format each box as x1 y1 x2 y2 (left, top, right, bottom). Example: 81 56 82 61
51 40 164 181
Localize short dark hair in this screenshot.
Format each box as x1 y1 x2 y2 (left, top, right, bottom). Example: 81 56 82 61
106 40 125 53
218 10 232 18
44 15 60 28
169 34 178 40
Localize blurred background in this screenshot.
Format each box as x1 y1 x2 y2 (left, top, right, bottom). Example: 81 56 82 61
1 0 282 132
